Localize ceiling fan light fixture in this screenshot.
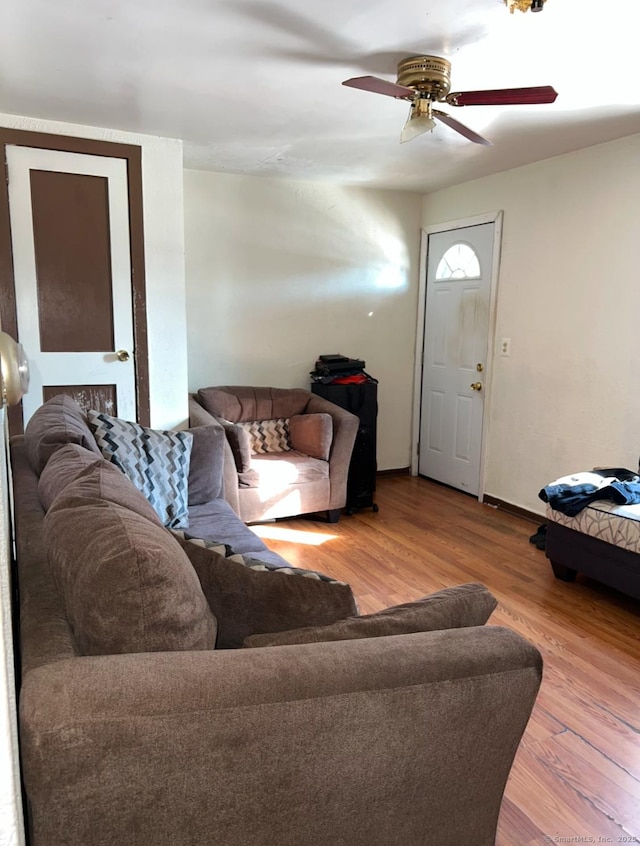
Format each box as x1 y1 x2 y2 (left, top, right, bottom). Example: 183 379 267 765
400 99 436 144
504 0 546 12
342 54 556 146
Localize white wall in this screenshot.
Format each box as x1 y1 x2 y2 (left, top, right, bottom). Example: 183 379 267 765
184 171 422 471
0 112 188 429
422 133 640 514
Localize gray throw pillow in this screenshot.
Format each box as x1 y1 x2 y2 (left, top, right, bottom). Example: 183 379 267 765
187 424 225 505
242 583 497 648
88 410 192 529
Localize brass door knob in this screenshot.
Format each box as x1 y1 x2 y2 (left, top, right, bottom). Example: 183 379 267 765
470 382 483 391
116 350 130 362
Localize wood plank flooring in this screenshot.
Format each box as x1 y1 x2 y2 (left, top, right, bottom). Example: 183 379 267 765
251 475 640 844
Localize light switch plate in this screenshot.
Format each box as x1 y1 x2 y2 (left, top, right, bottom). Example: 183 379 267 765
500 338 511 356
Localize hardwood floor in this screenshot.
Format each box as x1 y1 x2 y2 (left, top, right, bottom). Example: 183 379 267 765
251 475 640 844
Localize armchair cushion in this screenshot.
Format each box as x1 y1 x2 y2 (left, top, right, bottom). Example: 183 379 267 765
174 533 358 648
250 452 329 485
243 582 497 648
44 462 217 656
88 410 192 529
289 412 333 461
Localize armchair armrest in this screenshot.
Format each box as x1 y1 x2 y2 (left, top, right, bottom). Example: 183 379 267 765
21 626 541 846
306 394 359 509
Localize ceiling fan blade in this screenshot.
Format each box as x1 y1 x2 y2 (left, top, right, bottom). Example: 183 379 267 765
447 85 558 107
342 76 415 99
433 110 492 146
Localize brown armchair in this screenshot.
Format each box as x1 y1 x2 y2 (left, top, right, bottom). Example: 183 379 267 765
191 386 359 523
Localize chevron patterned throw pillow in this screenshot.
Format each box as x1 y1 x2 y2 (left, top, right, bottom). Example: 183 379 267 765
87 410 192 529
238 418 291 454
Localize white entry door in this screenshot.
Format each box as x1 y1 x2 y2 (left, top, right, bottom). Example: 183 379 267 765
6 145 136 425
418 223 495 495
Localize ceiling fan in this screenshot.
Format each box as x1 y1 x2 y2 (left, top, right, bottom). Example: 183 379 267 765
342 56 558 145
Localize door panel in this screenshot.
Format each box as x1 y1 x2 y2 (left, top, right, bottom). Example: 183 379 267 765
43 384 118 415
30 169 115 352
427 390 445 453
6 146 136 423
454 395 473 462
419 223 495 495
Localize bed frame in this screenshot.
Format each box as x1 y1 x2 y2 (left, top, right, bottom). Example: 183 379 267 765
546 521 640 600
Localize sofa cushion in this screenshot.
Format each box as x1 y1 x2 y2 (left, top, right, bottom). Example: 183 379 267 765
187 424 225 505
289 413 333 461
243 583 497 648
49 458 164 524
37 443 104 511
44 462 217 656
239 418 291 454
185 499 290 568
24 394 102 475
250 452 329 486
88 410 192 529
174 533 357 648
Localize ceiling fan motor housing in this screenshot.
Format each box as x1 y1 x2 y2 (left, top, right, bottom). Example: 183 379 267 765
396 56 452 101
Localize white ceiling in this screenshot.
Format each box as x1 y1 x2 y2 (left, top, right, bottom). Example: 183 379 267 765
2 0 640 192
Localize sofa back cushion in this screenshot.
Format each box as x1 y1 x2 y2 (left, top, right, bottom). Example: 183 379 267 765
88 410 192 529
243 583 498 648
198 386 311 423
38 443 104 511
44 462 217 655
24 394 102 476
174 533 357 648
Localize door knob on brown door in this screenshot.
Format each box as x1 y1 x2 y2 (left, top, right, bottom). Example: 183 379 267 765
116 350 130 362
470 382 483 391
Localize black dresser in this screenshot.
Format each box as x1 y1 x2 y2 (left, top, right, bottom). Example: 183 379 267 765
311 380 378 514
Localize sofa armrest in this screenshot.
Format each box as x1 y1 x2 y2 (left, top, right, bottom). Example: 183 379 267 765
305 394 359 509
20 626 541 846
188 395 241 516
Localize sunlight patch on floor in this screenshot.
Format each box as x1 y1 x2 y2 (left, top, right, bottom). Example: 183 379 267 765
250 525 338 546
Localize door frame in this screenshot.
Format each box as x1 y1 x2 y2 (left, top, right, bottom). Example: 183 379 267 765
411 211 503 502
0 127 149 433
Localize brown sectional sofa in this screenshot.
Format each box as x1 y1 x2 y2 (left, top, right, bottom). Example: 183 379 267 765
13 395 543 846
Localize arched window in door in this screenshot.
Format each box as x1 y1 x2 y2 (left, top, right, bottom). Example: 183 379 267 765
435 243 480 280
